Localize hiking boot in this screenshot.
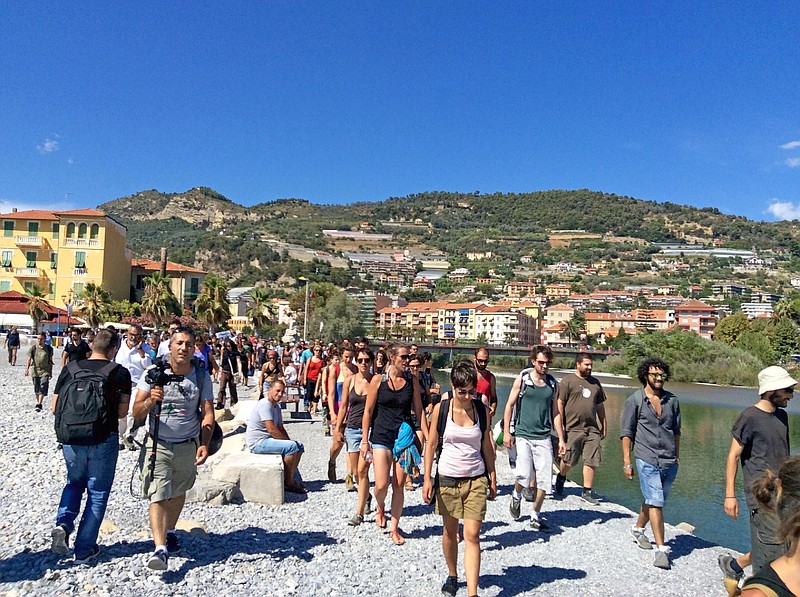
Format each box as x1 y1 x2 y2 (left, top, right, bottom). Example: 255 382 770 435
73 545 100 564
653 549 671 570
441 575 458 597
50 525 69 556
580 489 600 505
344 474 355 491
555 473 566 496
166 532 181 555
509 495 521 519
630 527 653 550
147 548 168 571
327 460 337 483
718 553 743 581
530 517 551 533
348 514 363 527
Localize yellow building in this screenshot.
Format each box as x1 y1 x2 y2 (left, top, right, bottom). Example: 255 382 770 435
131 259 207 310
0 208 131 310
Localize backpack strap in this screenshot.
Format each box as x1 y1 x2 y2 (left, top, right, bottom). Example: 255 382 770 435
435 397 451 463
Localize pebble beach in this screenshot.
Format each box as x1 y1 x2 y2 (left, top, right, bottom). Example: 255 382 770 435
0 345 743 597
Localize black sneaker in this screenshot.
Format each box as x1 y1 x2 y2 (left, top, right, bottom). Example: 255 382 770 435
147 548 168 571
580 489 600 505
530 518 551 533
441 575 458 597
50 525 69 556
35 403 43 412
166 532 181 555
73 545 100 564
509 495 521 519
555 473 566 496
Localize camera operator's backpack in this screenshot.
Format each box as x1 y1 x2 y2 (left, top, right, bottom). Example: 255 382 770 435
54 361 119 445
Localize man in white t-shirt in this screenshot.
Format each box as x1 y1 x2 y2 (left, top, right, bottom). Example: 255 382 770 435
156 322 179 359
115 323 152 450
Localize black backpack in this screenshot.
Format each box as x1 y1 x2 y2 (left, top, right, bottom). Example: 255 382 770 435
54 361 119 445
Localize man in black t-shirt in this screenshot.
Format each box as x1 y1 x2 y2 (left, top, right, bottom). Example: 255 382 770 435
62 328 91 367
4 326 21 365
721 366 796 583
49 329 131 564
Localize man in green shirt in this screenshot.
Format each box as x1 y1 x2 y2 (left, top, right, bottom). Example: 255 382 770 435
25 332 54 412
503 345 565 531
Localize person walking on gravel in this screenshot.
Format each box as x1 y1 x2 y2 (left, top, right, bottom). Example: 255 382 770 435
4 325 20 365
25 332 54 412
424 360 496 597
115 323 152 450
133 327 215 572
720 365 795 586
555 352 607 504
620 357 681 570
50 330 131 564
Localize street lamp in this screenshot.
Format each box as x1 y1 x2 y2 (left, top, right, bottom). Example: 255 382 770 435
298 277 309 341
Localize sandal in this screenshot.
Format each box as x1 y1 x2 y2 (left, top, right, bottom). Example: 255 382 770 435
375 508 387 529
390 529 405 545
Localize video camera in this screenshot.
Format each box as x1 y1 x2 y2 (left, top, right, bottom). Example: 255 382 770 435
145 357 184 387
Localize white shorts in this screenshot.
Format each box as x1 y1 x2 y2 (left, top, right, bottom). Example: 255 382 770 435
514 436 553 494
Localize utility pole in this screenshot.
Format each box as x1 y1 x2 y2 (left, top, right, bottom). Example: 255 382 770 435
160 247 168 277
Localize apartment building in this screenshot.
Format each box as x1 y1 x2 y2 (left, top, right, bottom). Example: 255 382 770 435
675 300 717 339
475 305 537 346
544 303 574 328
375 302 446 340
438 302 486 342
504 281 539 298
584 312 636 336
0 208 131 310
131 259 206 309
545 283 571 298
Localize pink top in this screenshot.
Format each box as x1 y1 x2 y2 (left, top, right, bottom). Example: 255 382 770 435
437 410 486 478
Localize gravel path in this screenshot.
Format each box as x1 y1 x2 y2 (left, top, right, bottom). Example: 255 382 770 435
0 348 741 596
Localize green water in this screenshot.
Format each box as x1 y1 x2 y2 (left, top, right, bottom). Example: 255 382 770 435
490 371 800 553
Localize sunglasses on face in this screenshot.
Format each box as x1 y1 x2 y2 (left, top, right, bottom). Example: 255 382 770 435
356 358 371 364
397 354 409 360
475 358 488 364
648 372 667 380
535 360 551 366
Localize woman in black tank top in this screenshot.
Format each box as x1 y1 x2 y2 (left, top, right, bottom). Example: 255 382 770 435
360 344 429 545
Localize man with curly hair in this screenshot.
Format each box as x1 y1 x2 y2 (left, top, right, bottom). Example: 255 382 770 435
620 357 681 570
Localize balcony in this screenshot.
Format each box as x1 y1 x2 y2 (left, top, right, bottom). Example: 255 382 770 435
15 235 45 247
64 238 100 248
15 267 42 278
73 268 88 277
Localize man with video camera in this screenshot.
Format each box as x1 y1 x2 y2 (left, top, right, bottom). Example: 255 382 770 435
132 326 214 571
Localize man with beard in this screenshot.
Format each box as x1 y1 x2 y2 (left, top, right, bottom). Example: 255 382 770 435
719 366 795 586
555 352 607 504
620 358 681 570
474 347 498 420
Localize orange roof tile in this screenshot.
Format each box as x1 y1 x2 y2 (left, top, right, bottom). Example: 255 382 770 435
0 209 59 220
56 208 106 217
545 303 574 311
131 258 206 274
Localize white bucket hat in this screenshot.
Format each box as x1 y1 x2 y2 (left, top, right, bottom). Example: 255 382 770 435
758 366 798 395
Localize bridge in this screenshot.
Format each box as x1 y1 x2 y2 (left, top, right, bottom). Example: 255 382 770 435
383 342 617 362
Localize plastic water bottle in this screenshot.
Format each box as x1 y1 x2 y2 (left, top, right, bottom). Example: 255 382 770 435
365 451 373 463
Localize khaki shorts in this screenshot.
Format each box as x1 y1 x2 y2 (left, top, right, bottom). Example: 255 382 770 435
140 437 198 502
563 428 602 468
435 475 488 521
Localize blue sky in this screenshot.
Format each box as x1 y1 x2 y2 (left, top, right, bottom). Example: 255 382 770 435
2 2 799 221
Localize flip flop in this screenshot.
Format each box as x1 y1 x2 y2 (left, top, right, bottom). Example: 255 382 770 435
390 529 405 545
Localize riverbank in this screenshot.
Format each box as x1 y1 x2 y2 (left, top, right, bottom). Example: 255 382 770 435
0 356 741 596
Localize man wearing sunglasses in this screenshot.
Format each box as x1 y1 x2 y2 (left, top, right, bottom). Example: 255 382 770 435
474 347 498 420
620 357 681 570
115 323 152 450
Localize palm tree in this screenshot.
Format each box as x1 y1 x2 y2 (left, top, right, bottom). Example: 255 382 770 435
25 285 49 334
561 317 585 347
141 272 181 328
194 274 230 334
246 288 274 333
81 282 110 328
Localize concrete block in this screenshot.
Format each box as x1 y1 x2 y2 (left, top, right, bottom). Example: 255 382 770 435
211 452 284 505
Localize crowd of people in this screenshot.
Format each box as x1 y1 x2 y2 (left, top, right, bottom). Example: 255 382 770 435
7 322 800 595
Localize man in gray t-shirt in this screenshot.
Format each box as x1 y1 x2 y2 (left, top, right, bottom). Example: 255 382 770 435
136 366 212 443
246 380 306 493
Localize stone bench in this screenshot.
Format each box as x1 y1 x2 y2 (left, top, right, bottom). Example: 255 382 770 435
211 452 284 505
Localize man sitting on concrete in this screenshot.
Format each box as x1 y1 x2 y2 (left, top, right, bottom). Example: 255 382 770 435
246 380 307 493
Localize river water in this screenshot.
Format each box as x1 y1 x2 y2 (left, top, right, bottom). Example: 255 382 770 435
488 370 800 553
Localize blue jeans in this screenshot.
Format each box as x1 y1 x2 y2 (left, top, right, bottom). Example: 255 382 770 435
56 434 119 558
251 437 304 456
636 459 678 508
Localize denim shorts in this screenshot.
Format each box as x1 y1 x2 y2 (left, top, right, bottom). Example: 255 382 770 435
344 427 363 453
636 459 678 508
250 437 304 456
372 443 392 452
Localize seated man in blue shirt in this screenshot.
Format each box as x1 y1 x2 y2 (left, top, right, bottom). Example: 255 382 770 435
246 380 307 494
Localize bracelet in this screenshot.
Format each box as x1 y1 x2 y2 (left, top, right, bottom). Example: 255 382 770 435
725 496 737 499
